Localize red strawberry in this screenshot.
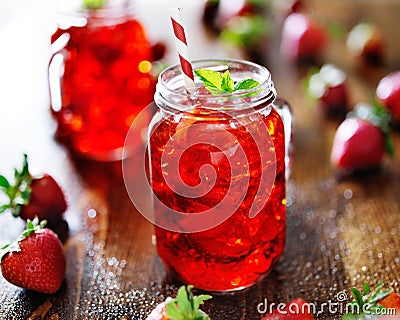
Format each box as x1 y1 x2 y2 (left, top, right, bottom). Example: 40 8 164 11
261 298 314 319
146 285 211 320
281 13 327 63
344 282 398 319
307 64 350 117
330 103 392 171
346 22 385 67
378 292 400 310
0 154 67 222
376 70 400 123
0 218 66 294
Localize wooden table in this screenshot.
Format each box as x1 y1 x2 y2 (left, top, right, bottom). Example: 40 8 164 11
1 1 400 319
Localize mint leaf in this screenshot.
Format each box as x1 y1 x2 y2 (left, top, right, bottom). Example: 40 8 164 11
221 70 234 92
195 68 260 96
194 69 227 95
234 78 260 91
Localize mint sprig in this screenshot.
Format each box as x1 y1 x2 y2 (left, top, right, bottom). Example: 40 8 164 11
0 217 47 262
194 68 260 95
166 285 212 320
342 281 393 319
0 154 32 217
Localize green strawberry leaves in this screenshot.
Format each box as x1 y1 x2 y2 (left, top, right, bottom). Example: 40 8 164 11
342 281 393 319
0 218 47 262
194 68 260 95
166 285 212 320
0 154 32 218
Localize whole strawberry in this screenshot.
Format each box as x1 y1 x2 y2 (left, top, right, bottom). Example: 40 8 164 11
343 281 398 319
307 64 350 118
346 22 385 67
281 12 327 63
330 102 393 171
0 218 66 294
376 70 400 123
0 154 67 221
146 285 212 320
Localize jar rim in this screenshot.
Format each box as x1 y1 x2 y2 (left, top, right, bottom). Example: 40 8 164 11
155 59 276 114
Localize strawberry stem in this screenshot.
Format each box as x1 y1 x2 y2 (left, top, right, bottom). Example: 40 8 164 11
0 218 46 262
166 285 212 320
0 154 32 217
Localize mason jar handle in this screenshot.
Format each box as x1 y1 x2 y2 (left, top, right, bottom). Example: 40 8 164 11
273 98 294 181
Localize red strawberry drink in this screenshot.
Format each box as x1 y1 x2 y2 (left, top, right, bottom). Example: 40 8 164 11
49 1 155 160
148 60 287 292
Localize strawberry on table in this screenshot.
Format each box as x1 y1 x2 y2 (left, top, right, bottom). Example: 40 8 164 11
343 281 398 319
330 102 393 171
376 70 400 123
146 285 212 320
307 64 350 118
281 12 327 64
0 154 67 222
346 22 385 67
0 218 66 294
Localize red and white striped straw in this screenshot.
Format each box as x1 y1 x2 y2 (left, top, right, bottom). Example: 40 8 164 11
169 7 196 93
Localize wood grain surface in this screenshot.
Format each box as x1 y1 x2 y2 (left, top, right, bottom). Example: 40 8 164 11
0 0 400 319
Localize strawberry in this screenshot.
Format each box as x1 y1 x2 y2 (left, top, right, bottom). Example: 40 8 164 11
376 70 400 123
343 281 397 319
281 13 327 63
307 64 350 118
261 298 314 319
0 218 66 294
346 22 385 67
378 292 400 310
146 285 212 320
330 102 393 171
0 154 67 222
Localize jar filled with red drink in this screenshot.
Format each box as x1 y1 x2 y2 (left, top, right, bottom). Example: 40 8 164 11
148 59 291 292
48 0 155 160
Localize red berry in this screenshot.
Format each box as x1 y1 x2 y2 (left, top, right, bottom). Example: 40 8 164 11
261 298 315 319
376 70 400 122
20 174 67 222
346 22 385 67
281 13 327 62
378 292 400 310
146 300 171 320
146 286 211 320
151 42 167 62
0 220 66 294
308 64 349 117
331 117 385 170
290 0 304 14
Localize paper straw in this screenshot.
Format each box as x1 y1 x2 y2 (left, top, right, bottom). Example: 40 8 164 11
169 7 196 93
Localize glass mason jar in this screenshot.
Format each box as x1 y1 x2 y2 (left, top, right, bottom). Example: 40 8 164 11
48 0 155 160
148 59 292 292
